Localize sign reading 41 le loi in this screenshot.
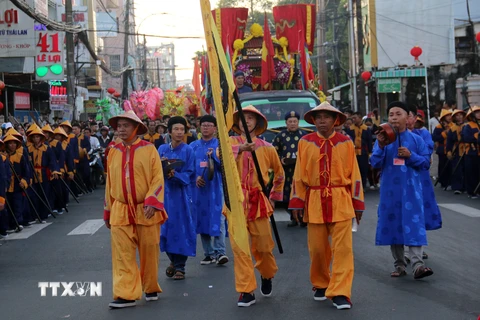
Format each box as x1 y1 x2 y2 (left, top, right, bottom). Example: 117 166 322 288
35 30 65 80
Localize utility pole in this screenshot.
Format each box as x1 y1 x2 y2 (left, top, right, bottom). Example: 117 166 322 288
156 57 161 88
332 0 340 87
65 0 76 119
122 0 130 99
466 0 479 74
347 0 358 111
356 0 366 115
142 34 147 90
316 0 328 91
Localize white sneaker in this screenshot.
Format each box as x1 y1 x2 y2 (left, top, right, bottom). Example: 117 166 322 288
369 186 375 190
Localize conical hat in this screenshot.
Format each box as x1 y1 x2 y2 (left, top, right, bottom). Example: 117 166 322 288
232 105 268 136
42 124 54 135
452 109 466 117
304 102 347 126
439 109 453 121
109 110 148 135
415 116 425 124
60 120 72 129
466 106 480 119
26 123 40 134
27 126 46 143
5 127 23 140
53 127 68 139
3 134 22 149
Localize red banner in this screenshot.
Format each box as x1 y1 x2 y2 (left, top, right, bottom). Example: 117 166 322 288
212 7 248 56
273 4 316 53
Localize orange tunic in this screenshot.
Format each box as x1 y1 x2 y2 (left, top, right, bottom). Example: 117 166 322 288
104 138 167 226
230 136 285 221
289 132 365 224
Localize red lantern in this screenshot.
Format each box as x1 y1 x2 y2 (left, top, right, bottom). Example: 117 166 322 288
107 87 116 94
410 46 423 60
361 71 371 82
476 32 480 43
0 102 4 111
113 92 121 98
0 81 5 90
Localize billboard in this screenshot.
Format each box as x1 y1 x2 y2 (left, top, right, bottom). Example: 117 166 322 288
370 0 455 68
35 30 65 80
14 92 31 110
96 12 117 38
0 0 36 57
57 6 91 64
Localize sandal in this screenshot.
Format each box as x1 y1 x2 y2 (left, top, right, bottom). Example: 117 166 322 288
422 252 428 259
166 264 175 278
390 267 407 277
173 271 185 280
414 266 433 280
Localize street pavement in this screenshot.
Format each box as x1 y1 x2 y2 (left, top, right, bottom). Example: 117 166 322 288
0 186 479 320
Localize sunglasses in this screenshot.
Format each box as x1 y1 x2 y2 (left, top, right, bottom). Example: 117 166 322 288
36 64 63 77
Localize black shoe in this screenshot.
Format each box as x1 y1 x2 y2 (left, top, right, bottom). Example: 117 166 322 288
422 251 428 259
300 222 307 228
145 292 158 301
287 220 298 227
313 287 327 301
216 255 229 265
332 296 352 310
108 298 136 308
260 277 272 297
200 256 216 265
237 293 256 307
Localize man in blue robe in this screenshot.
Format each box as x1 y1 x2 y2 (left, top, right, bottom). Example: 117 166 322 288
158 116 196 280
409 106 442 261
370 101 434 280
190 115 228 265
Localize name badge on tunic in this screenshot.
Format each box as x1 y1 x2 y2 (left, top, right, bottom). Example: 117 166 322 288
200 161 208 168
393 158 405 166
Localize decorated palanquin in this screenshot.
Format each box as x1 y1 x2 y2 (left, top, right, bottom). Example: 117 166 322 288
212 4 316 92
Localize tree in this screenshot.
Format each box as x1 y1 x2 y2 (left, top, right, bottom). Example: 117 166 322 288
217 0 273 27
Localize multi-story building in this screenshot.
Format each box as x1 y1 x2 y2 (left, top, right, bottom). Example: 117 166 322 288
142 43 176 90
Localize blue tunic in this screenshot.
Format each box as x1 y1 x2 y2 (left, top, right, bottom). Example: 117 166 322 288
158 143 197 257
412 128 442 230
189 138 224 236
370 130 430 246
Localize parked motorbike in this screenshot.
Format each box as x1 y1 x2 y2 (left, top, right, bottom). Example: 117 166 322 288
89 147 105 188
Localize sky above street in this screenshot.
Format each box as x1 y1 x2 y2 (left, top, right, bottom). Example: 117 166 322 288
134 0 219 84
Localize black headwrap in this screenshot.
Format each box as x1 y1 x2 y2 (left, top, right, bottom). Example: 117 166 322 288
200 115 217 127
387 101 409 114
168 116 187 133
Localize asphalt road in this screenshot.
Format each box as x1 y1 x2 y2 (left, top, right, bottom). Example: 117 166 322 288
0 187 479 320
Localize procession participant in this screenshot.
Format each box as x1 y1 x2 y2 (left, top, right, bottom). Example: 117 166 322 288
99 126 112 149
461 106 480 199
289 102 364 310
73 122 92 192
182 118 197 144
143 120 156 142
150 125 165 149
53 127 73 214
272 111 308 227
432 109 453 189
446 109 466 194
60 120 81 196
190 115 228 265
42 124 55 143
345 112 373 189
104 110 168 308
46 125 66 215
234 71 253 94
27 127 60 223
0 140 8 238
370 101 433 280
158 116 196 280
85 128 105 187
4 134 29 230
230 105 284 305
408 105 442 261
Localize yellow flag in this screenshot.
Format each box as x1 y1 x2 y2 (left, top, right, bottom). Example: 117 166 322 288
199 0 250 257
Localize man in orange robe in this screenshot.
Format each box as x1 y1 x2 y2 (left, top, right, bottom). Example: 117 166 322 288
289 102 365 310
230 105 285 307
104 110 168 309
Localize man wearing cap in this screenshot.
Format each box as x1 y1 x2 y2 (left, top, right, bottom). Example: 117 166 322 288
345 111 373 190
27 127 60 223
272 111 308 227
104 110 168 309
158 116 196 280
234 71 253 94
461 106 480 199
371 101 433 281
190 115 229 265
288 102 364 310
446 109 466 194
432 109 453 189
230 105 284 306
99 126 112 149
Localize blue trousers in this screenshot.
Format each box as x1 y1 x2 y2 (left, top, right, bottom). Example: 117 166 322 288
6 192 25 228
450 155 464 192
166 252 188 273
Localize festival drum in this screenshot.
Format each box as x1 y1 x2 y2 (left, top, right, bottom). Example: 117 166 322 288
375 123 397 146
